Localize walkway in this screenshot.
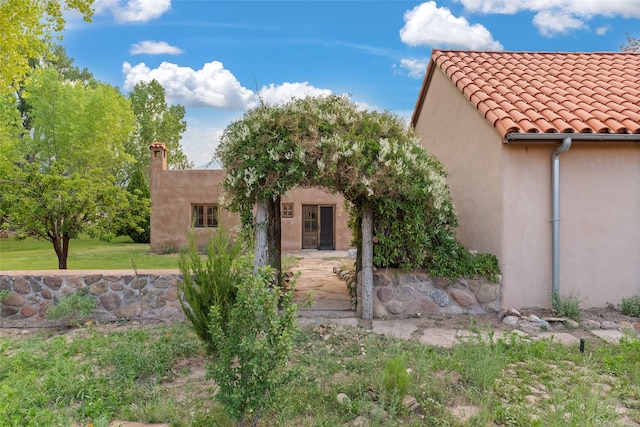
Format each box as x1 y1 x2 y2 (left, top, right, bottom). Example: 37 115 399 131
289 250 354 317
287 250 639 348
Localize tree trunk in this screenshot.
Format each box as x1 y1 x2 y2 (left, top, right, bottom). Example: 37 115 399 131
51 234 68 269
254 200 268 274
361 207 373 320
267 195 282 285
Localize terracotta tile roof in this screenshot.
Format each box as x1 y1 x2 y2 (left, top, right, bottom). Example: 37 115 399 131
413 50 640 138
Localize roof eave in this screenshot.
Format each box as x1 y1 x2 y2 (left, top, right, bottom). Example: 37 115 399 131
410 50 439 128
504 132 640 144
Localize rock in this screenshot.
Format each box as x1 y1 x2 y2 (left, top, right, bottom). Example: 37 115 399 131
123 289 139 303
337 393 350 405
505 308 521 317
100 293 122 310
21 305 37 318
539 319 551 330
373 302 389 318
475 283 500 303
396 285 415 301
67 276 83 288
3 293 25 307
84 274 102 285
485 302 501 314
618 321 634 331
166 287 178 302
41 288 52 299
348 248 357 258
43 276 63 291
403 296 440 316
110 282 124 291
564 319 579 329
502 315 519 326
403 394 422 414
450 289 476 307
130 278 148 290
142 290 166 309
581 320 601 329
526 314 541 323
89 282 109 296
115 304 142 319
601 321 618 330
431 289 449 307
376 287 393 303
386 301 404 316
13 277 30 294
467 305 485 315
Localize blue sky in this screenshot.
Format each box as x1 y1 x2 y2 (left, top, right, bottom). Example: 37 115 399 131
61 0 640 167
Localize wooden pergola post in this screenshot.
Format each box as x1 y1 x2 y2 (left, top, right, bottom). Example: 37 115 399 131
361 206 373 320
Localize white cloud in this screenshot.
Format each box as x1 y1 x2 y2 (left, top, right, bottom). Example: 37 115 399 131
399 58 429 79
130 40 183 55
595 25 611 36
122 61 256 109
457 0 640 37
400 2 503 50
257 82 332 105
94 0 171 23
533 9 586 36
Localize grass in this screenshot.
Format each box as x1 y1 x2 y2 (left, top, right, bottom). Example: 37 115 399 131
0 235 180 270
0 237 302 271
1 321 638 426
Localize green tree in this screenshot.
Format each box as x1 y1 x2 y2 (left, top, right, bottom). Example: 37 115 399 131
1 164 139 269
20 67 135 178
1 67 145 268
0 0 94 98
127 79 191 182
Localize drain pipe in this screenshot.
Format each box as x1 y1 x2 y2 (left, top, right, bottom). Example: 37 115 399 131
551 136 572 296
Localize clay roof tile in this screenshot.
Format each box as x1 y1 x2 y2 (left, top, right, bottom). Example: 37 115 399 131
429 50 640 138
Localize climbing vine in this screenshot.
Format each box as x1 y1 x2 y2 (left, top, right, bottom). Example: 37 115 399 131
216 95 498 276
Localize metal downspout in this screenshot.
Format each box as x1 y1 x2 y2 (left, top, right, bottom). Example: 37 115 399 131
551 137 572 296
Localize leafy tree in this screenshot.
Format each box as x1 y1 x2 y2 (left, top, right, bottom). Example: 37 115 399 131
20 67 135 178
122 167 151 243
1 67 145 268
621 33 639 52
126 79 191 182
1 164 139 269
0 0 94 98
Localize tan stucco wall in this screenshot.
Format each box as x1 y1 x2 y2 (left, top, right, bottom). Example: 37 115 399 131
280 187 352 251
149 155 352 252
503 143 640 308
414 68 640 309
150 168 240 252
413 68 505 262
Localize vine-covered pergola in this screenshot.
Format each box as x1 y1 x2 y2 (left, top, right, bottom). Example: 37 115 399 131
216 95 459 320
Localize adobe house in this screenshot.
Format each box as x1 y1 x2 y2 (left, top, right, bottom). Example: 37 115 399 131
149 142 352 252
411 50 640 309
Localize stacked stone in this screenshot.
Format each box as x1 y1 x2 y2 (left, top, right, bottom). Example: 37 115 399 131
353 269 501 318
0 273 185 322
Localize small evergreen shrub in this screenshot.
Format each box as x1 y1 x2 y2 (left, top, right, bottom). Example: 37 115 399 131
45 290 97 326
620 295 640 317
178 228 249 355
208 266 298 427
551 292 582 321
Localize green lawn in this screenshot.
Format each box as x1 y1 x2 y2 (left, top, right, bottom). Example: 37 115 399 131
0 236 180 270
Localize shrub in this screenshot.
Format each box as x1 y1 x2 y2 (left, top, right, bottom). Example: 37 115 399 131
208 266 298 427
0 290 9 302
178 228 249 355
45 290 97 326
381 353 411 411
620 295 640 317
551 292 582 321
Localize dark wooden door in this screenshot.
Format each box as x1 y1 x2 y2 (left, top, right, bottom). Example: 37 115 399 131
302 205 318 249
319 206 334 250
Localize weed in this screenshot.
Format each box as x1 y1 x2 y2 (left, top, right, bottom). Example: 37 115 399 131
620 295 640 317
161 245 177 254
45 290 97 326
381 352 411 411
551 291 583 321
0 289 9 302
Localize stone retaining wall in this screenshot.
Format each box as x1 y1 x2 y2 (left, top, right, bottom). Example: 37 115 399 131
356 269 502 318
0 272 185 323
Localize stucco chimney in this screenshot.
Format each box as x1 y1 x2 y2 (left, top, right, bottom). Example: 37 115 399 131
150 142 168 171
